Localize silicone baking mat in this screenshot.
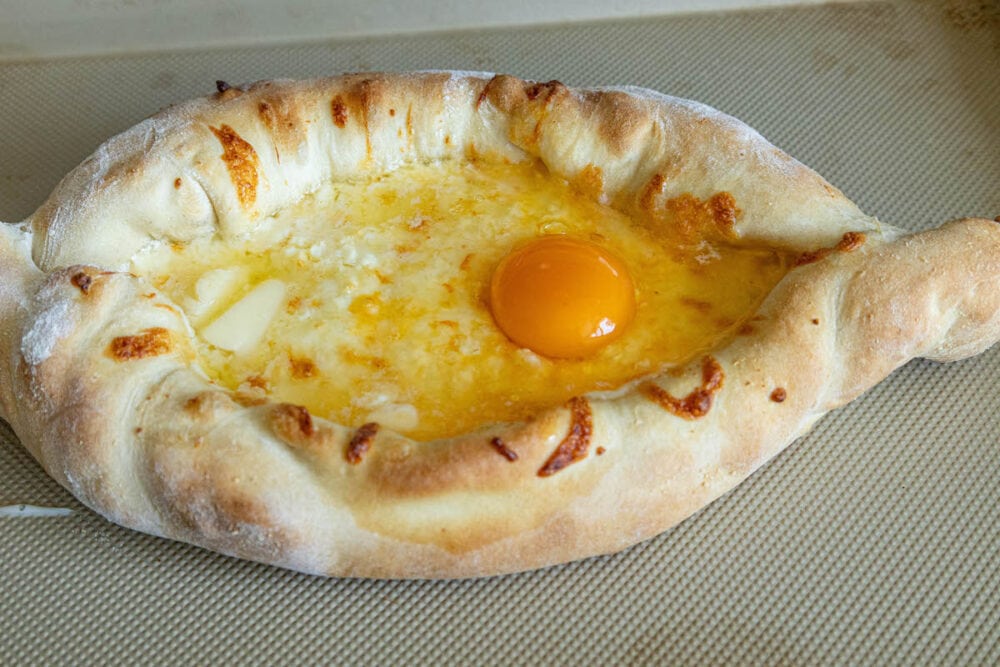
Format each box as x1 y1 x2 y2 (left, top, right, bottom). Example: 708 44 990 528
1 1 997 663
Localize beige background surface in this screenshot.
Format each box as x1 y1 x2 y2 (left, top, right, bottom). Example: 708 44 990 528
1 1 998 663
0 0 838 61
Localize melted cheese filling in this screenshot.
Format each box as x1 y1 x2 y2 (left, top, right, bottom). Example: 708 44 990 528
132 160 790 440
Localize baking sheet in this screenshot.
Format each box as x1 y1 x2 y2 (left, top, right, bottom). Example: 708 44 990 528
1 1 998 663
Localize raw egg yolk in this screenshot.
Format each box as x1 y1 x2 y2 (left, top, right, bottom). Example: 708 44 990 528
489 236 636 359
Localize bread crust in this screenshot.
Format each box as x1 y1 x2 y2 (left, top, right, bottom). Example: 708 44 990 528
0 72 997 578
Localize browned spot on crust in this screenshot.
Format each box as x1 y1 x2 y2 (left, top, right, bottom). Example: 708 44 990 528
770 387 787 403
596 446 606 456
478 75 570 150
273 403 314 438
811 318 820 325
183 390 241 419
531 119 544 145
578 88 659 155
459 253 474 271
796 248 832 267
795 231 868 266
233 393 268 408
477 73 559 113
70 271 93 294
346 422 379 464
209 124 259 209
388 107 396 117
333 79 380 158
737 322 755 335
662 192 741 239
286 296 302 314
476 81 493 109
173 177 182 189
215 80 243 102
214 494 268 533
331 97 349 128
526 80 565 101
571 163 604 199
109 328 172 360
708 192 739 233
290 355 318 379
838 231 867 251
489 436 518 462
256 97 301 158
639 173 666 212
269 403 342 454
642 356 725 420
359 80 375 158
538 396 593 477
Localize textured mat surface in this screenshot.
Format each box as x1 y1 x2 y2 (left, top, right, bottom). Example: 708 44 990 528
1 1 998 663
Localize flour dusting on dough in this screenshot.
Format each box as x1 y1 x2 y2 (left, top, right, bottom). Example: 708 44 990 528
0 222 36 312
21 294 74 365
0 269 31 312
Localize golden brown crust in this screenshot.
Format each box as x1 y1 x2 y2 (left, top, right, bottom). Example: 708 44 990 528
0 73 997 578
346 422 379 464
641 356 725 420
489 436 519 462
209 124 260 211
538 396 593 477
794 231 867 266
108 327 173 360
26 71 877 272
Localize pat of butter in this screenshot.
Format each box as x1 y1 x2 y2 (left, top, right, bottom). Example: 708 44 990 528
184 266 248 323
201 279 287 354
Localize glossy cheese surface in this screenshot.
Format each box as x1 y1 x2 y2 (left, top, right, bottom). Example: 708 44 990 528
132 159 790 440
